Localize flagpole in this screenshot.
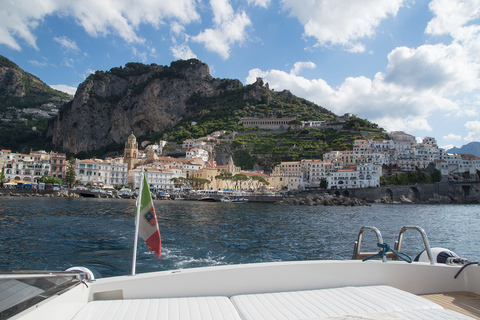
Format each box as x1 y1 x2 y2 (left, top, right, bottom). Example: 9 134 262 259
131 168 144 276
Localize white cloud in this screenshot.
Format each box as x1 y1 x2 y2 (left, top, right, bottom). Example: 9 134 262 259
29 59 54 67
443 133 462 140
0 0 200 50
246 53 465 134
53 36 79 52
171 44 197 60
465 120 480 141
63 58 74 68
281 0 404 51
426 0 480 36
426 0 480 68
82 68 96 80
247 0 270 9
50 84 77 95
192 0 252 59
384 43 478 95
290 61 316 75
441 144 455 150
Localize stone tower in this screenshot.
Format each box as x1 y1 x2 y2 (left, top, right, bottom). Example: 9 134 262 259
124 133 138 171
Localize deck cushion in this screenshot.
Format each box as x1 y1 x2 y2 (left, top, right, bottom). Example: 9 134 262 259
72 296 243 320
230 285 443 320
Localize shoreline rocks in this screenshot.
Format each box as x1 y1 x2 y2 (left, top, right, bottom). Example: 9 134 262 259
275 193 369 206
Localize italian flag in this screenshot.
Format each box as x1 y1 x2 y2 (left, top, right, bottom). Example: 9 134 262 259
135 170 161 260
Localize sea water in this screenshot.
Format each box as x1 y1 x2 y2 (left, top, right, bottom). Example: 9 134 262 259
1 197 479 277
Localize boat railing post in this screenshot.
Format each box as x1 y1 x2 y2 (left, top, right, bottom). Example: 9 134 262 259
353 226 385 262
396 226 434 265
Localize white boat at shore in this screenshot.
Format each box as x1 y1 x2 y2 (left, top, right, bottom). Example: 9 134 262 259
2 225 480 320
220 196 248 203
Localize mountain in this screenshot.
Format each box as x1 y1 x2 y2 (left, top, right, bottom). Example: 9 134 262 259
447 142 480 157
47 59 338 155
0 55 72 151
1 56 382 162
0 55 71 110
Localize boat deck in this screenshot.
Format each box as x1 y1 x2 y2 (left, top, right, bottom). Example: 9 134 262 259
421 291 480 319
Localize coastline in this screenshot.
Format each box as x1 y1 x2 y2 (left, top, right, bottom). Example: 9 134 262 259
1 180 479 204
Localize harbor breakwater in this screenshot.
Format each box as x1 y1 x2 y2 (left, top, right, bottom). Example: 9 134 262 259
296 181 480 204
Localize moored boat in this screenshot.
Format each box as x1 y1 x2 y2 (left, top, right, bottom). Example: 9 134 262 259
198 196 216 202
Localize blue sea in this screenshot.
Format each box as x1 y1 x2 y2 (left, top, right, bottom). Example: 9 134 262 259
1 197 479 277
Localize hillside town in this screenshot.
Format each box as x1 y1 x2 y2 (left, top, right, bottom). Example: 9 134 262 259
1 117 479 194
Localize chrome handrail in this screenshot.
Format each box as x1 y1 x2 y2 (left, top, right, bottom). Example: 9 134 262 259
353 226 386 262
0 270 89 319
0 270 90 281
394 226 434 265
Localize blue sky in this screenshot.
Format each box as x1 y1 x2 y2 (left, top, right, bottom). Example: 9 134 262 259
1 0 480 150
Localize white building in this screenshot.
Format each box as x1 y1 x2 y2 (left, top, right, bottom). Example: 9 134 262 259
127 168 185 190
3 155 51 182
145 141 167 155
186 147 209 162
75 160 104 186
182 138 207 149
327 169 358 189
357 164 381 188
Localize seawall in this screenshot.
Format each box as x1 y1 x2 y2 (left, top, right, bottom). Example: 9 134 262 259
297 181 480 204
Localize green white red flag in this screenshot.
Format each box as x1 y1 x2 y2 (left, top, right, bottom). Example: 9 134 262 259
135 170 161 260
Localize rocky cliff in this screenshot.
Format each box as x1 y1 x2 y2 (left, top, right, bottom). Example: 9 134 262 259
47 59 242 154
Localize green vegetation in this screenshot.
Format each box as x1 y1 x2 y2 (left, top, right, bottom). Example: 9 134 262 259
232 128 359 162
0 120 50 152
65 158 77 187
170 176 212 190
344 118 383 132
381 168 442 185
38 174 62 185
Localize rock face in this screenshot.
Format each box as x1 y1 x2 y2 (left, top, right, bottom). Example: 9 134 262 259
47 59 242 154
0 66 26 98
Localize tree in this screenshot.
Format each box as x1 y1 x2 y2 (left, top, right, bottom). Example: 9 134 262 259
247 175 270 191
288 119 302 134
250 175 269 186
39 175 62 185
187 177 211 190
320 178 328 189
65 158 77 188
215 172 233 190
0 170 5 187
215 172 233 180
232 173 249 190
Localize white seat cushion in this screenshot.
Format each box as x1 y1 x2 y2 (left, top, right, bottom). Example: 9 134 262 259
73 297 243 320
230 285 443 320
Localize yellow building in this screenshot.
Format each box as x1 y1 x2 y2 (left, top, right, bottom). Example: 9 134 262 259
124 133 138 171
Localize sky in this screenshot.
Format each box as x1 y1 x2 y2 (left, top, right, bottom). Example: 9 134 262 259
1 0 480 150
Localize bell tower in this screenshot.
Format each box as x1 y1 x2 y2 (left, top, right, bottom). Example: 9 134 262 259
124 133 138 171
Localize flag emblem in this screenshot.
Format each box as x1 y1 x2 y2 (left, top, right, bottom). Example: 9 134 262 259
144 209 157 226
